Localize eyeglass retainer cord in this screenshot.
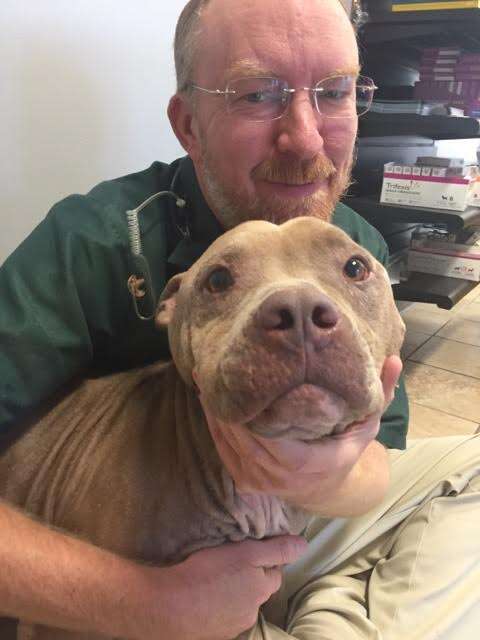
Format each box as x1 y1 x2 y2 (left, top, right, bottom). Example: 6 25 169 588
126 168 187 321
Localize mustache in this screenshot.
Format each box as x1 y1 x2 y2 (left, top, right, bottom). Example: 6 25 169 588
252 156 337 185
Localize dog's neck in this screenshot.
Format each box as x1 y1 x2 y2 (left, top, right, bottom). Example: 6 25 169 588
163 366 311 560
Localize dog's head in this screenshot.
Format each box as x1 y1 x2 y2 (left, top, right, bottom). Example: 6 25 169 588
156 217 405 439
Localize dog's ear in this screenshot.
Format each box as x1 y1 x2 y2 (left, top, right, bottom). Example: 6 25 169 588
155 273 184 327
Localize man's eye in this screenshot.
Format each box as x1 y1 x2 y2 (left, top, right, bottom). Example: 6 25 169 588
322 89 348 100
244 91 270 103
205 267 235 293
343 257 370 282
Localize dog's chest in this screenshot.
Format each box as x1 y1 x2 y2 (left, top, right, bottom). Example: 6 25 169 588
132 467 310 565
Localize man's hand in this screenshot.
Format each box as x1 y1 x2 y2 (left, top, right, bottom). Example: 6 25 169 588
198 356 402 515
0 501 306 640
154 536 307 640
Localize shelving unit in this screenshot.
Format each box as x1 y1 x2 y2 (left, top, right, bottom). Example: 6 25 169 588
351 1 480 308
346 197 480 230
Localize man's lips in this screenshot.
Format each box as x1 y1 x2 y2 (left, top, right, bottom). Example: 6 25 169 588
259 179 328 198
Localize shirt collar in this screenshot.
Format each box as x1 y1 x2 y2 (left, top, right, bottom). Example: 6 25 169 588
167 156 224 270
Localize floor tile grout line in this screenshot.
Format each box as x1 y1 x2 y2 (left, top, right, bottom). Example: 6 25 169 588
404 332 480 361
402 334 434 360
405 359 480 382
409 400 480 426
402 292 480 437
404 360 476 377
426 335 480 349
423 332 480 348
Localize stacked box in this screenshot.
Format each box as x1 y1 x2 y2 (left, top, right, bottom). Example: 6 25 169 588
414 48 480 116
407 227 480 281
380 160 480 211
407 251 480 281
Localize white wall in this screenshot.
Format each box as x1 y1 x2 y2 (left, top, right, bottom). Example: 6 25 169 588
0 0 187 264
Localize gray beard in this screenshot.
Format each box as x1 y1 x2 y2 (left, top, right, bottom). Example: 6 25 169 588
200 154 353 230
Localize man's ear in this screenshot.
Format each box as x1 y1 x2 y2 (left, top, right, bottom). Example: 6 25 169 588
168 94 201 162
155 273 185 327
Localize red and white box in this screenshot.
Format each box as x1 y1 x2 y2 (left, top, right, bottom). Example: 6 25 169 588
407 251 480 281
380 162 480 211
408 228 480 282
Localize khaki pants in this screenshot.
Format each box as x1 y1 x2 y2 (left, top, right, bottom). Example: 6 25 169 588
258 434 480 640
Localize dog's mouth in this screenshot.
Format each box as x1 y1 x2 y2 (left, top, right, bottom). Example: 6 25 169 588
245 383 351 440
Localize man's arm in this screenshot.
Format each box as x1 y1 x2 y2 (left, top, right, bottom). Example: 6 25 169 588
0 198 123 433
0 500 306 640
0 500 150 637
0 190 173 440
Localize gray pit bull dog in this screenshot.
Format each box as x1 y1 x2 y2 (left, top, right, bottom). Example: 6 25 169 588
0 217 405 640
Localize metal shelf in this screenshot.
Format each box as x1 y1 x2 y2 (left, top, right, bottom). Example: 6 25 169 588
353 4 480 309
346 195 480 231
393 272 478 309
358 114 480 140
365 8 480 25
360 9 480 50
345 196 480 308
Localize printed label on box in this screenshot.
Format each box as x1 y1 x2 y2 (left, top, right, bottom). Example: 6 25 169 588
381 162 477 211
408 251 480 282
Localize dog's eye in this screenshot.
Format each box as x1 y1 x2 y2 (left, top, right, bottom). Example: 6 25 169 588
343 256 370 282
205 267 234 293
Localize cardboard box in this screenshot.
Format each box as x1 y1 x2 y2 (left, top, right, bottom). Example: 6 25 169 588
410 236 480 257
408 250 480 281
380 162 480 210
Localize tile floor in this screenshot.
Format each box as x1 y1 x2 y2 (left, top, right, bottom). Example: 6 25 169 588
400 283 480 439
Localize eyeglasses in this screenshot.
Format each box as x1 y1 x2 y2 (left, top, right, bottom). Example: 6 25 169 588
189 75 377 123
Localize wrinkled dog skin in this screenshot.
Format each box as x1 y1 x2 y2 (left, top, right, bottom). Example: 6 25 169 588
0 218 405 640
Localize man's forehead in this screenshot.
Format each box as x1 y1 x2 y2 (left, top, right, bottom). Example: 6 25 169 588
197 0 357 83
202 0 351 35
202 0 354 18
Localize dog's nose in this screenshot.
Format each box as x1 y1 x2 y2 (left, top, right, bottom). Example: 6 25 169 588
255 286 340 349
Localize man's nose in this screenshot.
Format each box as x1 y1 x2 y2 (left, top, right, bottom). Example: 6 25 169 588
275 92 325 159
254 285 340 350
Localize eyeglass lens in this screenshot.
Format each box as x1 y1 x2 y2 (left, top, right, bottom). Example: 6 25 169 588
225 75 374 121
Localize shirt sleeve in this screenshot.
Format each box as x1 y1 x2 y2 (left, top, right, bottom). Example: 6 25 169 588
255 573 379 639
0 195 135 440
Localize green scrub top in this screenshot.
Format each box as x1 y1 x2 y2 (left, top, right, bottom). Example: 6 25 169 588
0 156 408 449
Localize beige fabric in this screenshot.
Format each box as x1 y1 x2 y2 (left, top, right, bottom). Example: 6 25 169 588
257 434 480 640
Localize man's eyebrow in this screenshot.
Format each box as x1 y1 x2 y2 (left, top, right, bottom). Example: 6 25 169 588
329 65 362 77
224 61 362 82
224 60 276 81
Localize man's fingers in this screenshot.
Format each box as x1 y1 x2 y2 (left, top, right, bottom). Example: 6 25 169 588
262 566 284 597
381 355 403 408
240 535 308 569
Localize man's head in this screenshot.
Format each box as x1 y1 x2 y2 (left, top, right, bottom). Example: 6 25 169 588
169 0 365 228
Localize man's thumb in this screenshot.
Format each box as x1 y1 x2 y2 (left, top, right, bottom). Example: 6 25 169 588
245 536 308 569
